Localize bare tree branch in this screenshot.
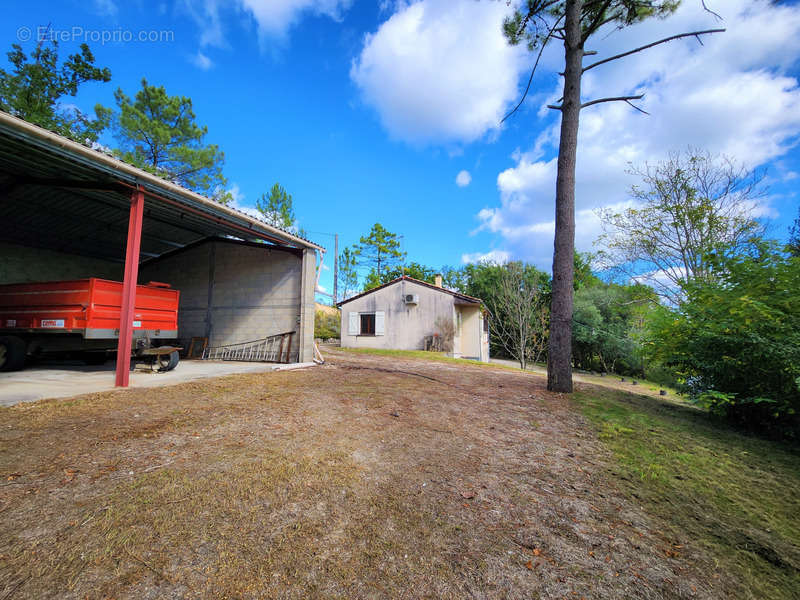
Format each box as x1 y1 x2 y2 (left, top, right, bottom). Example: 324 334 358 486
624 99 649 115
484 265 548 370
596 149 767 302
582 28 725 73
702 1 723 21
501 14 565 124
581 94 644 110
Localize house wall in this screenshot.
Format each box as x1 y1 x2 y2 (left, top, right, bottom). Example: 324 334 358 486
458 304 482 360
0 242 122 284
339 279 490 363
340 280 456 351
139 239 311 363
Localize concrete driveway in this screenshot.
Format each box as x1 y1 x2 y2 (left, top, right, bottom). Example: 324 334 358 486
0 359 314 406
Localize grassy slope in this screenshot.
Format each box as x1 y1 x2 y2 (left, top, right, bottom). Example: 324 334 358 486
3 348 798 598
336 346 522 371
574 386 800 600
341 348 800 598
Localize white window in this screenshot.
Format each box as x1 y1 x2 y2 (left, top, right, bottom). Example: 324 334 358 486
347 311 385 336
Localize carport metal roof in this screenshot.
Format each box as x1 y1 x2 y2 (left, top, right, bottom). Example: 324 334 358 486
0 111 323 262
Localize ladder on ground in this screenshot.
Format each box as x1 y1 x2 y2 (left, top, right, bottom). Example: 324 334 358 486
201 331 296 363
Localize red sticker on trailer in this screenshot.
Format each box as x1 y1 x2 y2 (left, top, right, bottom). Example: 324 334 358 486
41 319 65 328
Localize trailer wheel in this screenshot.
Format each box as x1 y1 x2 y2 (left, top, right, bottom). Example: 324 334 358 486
0 336 27 372
157 350 179 372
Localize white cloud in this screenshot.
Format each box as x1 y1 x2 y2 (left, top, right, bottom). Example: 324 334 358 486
225 184 263 220
227 184 245 203
473 0 800 270
93 0 117 16
182 0 353 52
239 0 353 37
461 249 510 265
350 0 528 145
192 51 213 70
455 169 471 187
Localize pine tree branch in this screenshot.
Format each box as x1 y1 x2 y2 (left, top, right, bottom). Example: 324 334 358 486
702 1 723 21
581 94 648 114
501 14 565 124
582 28 725 73
581 0 615 43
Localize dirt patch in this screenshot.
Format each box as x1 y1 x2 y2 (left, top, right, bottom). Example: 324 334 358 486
1 350 725 598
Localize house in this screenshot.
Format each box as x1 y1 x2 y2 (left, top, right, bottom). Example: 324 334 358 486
337 275 490 362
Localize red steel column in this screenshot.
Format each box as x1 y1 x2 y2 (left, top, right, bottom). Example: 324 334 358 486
115 187 145 387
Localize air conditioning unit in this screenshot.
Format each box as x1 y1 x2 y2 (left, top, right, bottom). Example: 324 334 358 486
404 293 419 305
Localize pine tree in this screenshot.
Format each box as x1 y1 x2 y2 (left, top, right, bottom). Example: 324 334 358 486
503 0 723 392
256 183 296 230
111 79 227 199
0 40 111 143
354 223 406 278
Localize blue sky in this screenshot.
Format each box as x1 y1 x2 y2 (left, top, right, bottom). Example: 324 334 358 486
3 0 799 301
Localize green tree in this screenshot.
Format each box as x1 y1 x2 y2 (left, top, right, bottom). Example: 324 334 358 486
440 265 469 293
574 251 601 290
337 247 359 301
256 183 296 230
598 150 765 301
363 261 437 291
111 79 227 199
646 241 800 436
0 40 111 142
789 207 800 257
483 262 550 370
315 309 340 339
572 282 656 375
354 223 406 278
463 261 551 365
503 0 722 392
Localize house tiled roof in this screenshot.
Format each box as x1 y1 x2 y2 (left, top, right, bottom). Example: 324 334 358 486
336 275 482 307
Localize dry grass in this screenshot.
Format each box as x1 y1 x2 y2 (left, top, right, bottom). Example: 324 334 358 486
1 350 791 598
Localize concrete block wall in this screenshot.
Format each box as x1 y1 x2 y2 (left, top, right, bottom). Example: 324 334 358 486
139 242 212 345
140 239 308 363
297 248 317 363
0 242 122 284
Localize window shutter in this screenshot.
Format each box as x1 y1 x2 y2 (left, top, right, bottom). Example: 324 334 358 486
375 311 385 336
348 312 359 335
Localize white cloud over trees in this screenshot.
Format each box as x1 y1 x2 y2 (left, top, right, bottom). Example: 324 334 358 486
350 0 528 145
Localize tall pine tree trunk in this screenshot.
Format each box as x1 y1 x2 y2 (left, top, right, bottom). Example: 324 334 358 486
547 0 582 393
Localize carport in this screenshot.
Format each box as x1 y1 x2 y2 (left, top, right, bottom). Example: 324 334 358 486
0 111 323 387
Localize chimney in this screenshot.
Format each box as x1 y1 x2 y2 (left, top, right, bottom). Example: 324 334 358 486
434 273 443 288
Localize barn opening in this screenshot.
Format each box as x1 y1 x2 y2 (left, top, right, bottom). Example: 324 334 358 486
0 111 323 387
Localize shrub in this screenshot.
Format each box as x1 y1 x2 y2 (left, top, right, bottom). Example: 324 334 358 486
647 242 800 437
314 310 340 339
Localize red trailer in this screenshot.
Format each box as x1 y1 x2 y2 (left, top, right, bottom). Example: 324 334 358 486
0 278 180 372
